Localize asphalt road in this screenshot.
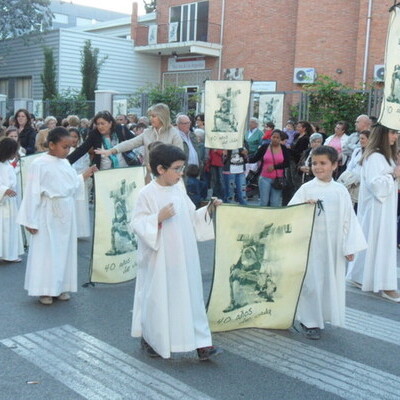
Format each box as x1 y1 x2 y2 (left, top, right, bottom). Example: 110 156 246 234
1 219 400 400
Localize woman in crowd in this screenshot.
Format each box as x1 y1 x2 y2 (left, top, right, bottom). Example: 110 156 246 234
14 109 36 155
35 116 57 152
95 103 183 183
67 110 134 170
297 132 323 184
338 130 370 209
346 125 400 302
248 129 290 206
324 121 350 178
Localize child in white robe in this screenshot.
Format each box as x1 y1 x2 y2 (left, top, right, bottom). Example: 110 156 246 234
131 143 222 360
0 138 24 262
17 127 96 305
289 146 366 340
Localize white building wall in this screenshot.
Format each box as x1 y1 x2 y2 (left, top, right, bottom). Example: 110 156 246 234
58 29 161 94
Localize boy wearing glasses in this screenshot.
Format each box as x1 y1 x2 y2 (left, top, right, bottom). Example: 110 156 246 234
131 144 222 361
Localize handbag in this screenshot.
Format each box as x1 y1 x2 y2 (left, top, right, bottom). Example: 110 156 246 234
122 150 142 166
271 148 287 190
120 126 142 166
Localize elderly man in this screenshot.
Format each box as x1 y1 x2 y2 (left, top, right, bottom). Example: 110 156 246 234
342 114 371 159
244 118 263 156
116 114 129 125
176 114 201 167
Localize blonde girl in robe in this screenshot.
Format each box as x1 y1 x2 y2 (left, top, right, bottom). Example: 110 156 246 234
346 125 400 302
0 137 24 262
131 144 223 361
17 127 97 305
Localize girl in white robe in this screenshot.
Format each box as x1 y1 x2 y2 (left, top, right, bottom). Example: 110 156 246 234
0 138 24 262
289 146 366 338
131 144 222 360
346 125 400 301
17 128 96 305
69 128 91 238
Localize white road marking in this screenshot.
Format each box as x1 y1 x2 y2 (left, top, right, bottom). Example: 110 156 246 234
1 325 214 400
215 329 400 400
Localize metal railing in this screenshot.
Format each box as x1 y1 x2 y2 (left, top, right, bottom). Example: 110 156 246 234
135 21 221 46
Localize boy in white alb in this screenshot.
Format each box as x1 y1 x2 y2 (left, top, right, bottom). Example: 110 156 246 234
289 146 366 339
131 143 222 360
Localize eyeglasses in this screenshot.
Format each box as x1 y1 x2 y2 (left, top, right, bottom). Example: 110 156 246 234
164 165 185 173
178 121 190 125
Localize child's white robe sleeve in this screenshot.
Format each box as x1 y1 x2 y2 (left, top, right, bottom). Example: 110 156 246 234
17 161 42 229
364 154 396 203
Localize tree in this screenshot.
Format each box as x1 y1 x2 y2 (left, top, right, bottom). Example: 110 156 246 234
40 46 57 100
303 75 368 134
0 0 53 42
143 0 156 13
80 40 107 101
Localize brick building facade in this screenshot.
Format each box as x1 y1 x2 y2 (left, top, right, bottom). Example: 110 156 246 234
132 0 392 93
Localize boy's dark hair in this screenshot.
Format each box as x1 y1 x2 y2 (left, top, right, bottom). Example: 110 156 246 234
149 144 186 176
0 137 18 162
312 145 339 163
47 127 70 145
186 164 200 178
265 122 275 129
279 131 289 141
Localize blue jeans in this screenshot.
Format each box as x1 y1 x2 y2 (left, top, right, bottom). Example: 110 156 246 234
258 176 282 207
223 173 247 205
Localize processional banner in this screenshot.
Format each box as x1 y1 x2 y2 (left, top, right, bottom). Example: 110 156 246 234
258 94 284 129
204 80 252 150
90 166 145 284
378 5 400 129
207 203 315 332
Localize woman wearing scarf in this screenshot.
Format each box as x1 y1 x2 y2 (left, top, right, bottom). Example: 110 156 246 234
67 111 134 170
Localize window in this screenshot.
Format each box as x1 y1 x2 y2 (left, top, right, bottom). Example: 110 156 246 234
76 17 97 26
15 78 32 98
169 1 209 42
0 79 8 96
53 13 69 24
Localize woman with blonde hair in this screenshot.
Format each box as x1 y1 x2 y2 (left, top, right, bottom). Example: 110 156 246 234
347 124 400 302
95 103 183 183
35 116 57 152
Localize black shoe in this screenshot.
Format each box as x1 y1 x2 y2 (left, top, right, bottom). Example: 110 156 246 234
141 338 160 357
197 346 223 361
300 323 321 340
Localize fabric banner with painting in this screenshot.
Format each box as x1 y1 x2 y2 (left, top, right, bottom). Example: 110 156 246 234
378 5 400 129
204 80 252 150
258 93 284 129
207 203 315 332
90 166 145 284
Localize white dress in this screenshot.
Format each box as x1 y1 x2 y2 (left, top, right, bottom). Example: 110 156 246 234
0 162 24 260
289 178 366 328
70 148 91 238
346 153 398 292
131 180 214 358
17 154 84 296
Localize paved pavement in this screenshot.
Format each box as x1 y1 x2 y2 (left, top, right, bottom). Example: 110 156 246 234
1 220 400 400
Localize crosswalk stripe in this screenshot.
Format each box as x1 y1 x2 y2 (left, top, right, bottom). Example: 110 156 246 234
214 329 400 400
345 307 400 345
1 325 214 400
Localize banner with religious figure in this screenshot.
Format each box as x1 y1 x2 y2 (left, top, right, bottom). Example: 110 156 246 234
258 94 284 129
90 166 145 284
378 5 400 129
204 80 252 150
207 203 315 332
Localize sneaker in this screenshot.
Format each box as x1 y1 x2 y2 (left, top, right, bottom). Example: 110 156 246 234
300 323 321 340
140 338 160 357
197 346 223 361
57 292 71 301
39 296 53 305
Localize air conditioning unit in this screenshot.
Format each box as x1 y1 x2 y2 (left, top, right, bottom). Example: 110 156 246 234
374 64 385 82
293 68 316 84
